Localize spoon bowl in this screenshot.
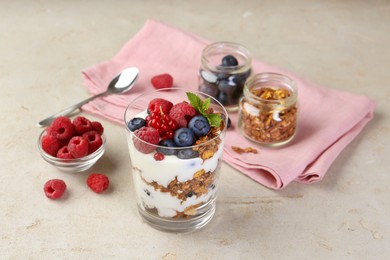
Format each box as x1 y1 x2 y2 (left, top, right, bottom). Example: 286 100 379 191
107 67 140 94
38 67 139 127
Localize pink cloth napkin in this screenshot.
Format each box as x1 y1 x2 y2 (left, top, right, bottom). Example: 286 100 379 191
81 19 376 189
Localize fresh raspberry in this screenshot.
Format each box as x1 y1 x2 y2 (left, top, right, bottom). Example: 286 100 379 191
44 179 67 200
148 98 173 114
82 131 103 153
68 136 89 158
46 116 75 141
145 112 178 136
86 173 109 193
56 146 74 159
41 134 61 157
91 121 104 135
151 73 173 89
169 102 197 128
73 116 93 135
133 126 160 154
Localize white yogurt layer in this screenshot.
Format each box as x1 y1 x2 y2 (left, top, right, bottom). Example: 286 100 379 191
127 110 224 218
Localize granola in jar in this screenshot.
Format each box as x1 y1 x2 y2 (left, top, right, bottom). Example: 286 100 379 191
238 73 298 147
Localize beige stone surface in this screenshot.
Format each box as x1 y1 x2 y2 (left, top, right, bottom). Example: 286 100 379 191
1 1 389 259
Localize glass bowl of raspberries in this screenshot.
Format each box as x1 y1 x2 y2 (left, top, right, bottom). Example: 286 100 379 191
38 116 106 172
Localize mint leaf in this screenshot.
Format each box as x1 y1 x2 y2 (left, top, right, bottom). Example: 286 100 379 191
186 92 222 127
205 113 221 127
202 98 210 113
186 92 203 112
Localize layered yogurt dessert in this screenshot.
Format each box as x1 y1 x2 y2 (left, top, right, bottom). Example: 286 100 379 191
126 92 226 220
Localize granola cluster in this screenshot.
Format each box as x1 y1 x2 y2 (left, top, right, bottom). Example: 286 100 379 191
231 146 258 154
240 87 297 144
193 124 222 160
144 169 215 201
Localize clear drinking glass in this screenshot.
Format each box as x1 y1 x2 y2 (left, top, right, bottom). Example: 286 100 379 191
124 88 228 232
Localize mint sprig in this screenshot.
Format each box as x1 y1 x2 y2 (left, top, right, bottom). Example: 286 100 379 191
186 92 222 127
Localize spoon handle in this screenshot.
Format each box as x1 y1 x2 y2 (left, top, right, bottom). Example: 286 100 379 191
37 92 107 127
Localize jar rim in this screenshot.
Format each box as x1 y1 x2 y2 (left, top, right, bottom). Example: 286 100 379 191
243 72 297 106
201 41 252 73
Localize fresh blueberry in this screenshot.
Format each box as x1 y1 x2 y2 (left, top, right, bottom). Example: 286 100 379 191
217 91 230 105
218 79 236 94
231 71 249 86
157 139 177 155
177 148 199 159
221 55 238 67
128 117 146 132
174 128 195 147
233 85 244 99
188 115 210 137
199 83 219 97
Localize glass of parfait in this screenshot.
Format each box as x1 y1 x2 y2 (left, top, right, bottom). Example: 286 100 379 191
124 88 228 232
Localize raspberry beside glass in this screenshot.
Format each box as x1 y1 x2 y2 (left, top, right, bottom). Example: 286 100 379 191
124 88 228 232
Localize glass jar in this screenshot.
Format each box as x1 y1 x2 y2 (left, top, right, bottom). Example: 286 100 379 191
199 42 252 111
238 73 298 147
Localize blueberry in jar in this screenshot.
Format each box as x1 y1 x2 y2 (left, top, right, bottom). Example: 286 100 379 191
232 70 251 86
199 83 219 97
221 55 238 67
217 91 230 106
218 79 236 94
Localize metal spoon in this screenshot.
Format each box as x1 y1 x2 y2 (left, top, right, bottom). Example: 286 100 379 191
37 67 139 127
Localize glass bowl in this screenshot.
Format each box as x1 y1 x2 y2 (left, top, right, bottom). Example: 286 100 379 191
37 129 106 172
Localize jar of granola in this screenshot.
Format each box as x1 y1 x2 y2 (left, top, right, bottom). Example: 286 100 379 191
199 42 252 111
238 72 298 147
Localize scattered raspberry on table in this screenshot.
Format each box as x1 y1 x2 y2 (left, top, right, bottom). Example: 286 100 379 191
151 73 173 89
44 179 67 200
86 173 110 193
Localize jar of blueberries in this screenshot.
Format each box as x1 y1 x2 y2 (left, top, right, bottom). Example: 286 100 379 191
199 42 252 111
